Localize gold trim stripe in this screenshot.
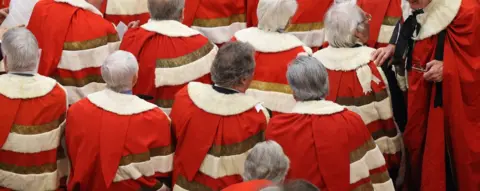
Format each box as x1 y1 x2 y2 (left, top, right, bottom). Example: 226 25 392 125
382 16 400 26
0 162 57 174
119 145 174 166
54 75 104 87
249 80 292 94
155 99 174 108
352 182 374 191
193 14 245 28
371 127 398 140
11 114 66 135
349 139 377 163
370 171 391 184
335 89 388 107
285 22 324 32
156 42 214 68
208 131 264 157
176 175 213 191
63 34 119 51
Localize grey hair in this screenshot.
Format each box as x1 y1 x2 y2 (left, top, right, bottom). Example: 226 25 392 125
284 180 320 191
287 56 329 101
2 28 40 73
101 50 139 92
261 186 283 191
257 0 298 32
324 2 367 47
211 42 255 88
243 141 290 183
148 0 185 21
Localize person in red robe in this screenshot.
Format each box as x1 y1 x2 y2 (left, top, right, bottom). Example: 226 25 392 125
171 42 270 191
223 141 290 191
266 56 394 191
182 0 246 45
65 51 173 191
0 28 68 191
314 3 403 183
232 0 311 116
372 0 480 190
100 0 150 25
120 0 217 114
27 0 120 104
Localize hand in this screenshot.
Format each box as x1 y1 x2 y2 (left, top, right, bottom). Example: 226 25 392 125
423 60 443 82
371 44 395 66
127 20 140 28
0 8 8 25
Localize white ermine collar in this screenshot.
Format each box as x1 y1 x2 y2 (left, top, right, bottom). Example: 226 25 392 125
0 74 58 99
141 20 202 37
87 89 158 115
234 27 310 53
291 100 345 115
55 0 103 16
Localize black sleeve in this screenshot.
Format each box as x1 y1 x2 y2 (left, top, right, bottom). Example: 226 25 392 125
389 21 401 45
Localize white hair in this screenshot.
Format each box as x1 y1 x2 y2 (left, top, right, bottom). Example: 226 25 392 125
243 141 290 183
287 56 329 101
101 50 139 92
148 0 185 21
324 2 367 47
257 0 298 32
2 28 40 73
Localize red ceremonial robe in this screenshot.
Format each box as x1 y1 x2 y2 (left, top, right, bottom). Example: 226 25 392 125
120 20 216 114
401 0 480 190
222 180 272 191
313 46 403 172
357 0 402 48
0 0 9 8
232 27 311 115
100 0 150 25
65 89 173 191
266 100 394 191
0 74 67 191
28 0 120 104
171 82 269 191
182 0 246 45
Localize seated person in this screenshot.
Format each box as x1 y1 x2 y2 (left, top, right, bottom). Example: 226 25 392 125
100 0 150 25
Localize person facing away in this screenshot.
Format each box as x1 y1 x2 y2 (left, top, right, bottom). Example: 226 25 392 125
65 50 173 191
120 0 217 114
27 0 120 104
223 141 290 191
266 56 394 191
0 28 68 191
100 0 150 25
170 42 270 191
232 0 312 116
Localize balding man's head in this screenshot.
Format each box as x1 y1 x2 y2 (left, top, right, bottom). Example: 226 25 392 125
148 0 185 21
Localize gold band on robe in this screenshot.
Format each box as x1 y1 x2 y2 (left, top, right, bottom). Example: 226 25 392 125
193 14 245 28
175 175 213 191
249 80 293 94
0 162 57 174
349 139 377 163
119 145 174 166
63 34 119 51
156 42 214 68
285 22 324 32
155 99 175 108
208 131 264 157
371 127 398 140
334 89 389 107
10 114 65 135
370 170 392 184
382 16 401 26
54 75 104 87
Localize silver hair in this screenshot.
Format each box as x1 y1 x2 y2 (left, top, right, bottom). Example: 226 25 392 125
257 0 298 32
2 28 40 73
148 0 185 21
261 186 283 191
211 42 255 88
324 2 367 47
101 50 139 92
243 141 290 183
287 56 329 101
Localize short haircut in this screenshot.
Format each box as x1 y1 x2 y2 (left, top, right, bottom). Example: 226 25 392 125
287 56 329 101
243 141 290 183
211 41 255 88
2 28 40 73
148 0 185 21
324 2 367 47
101 50 139 92
284 180 320 191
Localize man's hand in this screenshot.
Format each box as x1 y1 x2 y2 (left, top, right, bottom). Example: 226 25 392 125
371 44 395 66
423 60 443 82
127 20 140 28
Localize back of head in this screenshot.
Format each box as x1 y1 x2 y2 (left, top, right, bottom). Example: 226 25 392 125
324 2 367 47
148 0 185 21
2 28 39 73
211 41 255 90
101 50 139 92
243 141 290 183
284 180 320 191
287 56 329 101
257 0 298 32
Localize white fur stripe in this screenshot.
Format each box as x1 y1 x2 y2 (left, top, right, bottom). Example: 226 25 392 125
192 22 246 44
88 89 158 115
377 25 395 44
234 27 306 53
106 0 148 15
246 89 296 113
0 169 58 191
64 82 106 104
55 0 102 16
350 145 386 184
373 179 395 191
58 42 120 72
375 133 402 155
173 184 188 191
141 20 201 37
159 108 172 115
346 96 393 125
2 127 62 153
199 150 251 179
0 74 58 99
289 29 325 47
155 45 217 86
113 154 174 182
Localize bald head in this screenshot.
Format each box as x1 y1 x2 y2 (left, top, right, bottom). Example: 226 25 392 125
148 0 185 21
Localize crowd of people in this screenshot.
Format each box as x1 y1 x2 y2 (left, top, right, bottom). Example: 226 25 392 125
0 0 479 190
